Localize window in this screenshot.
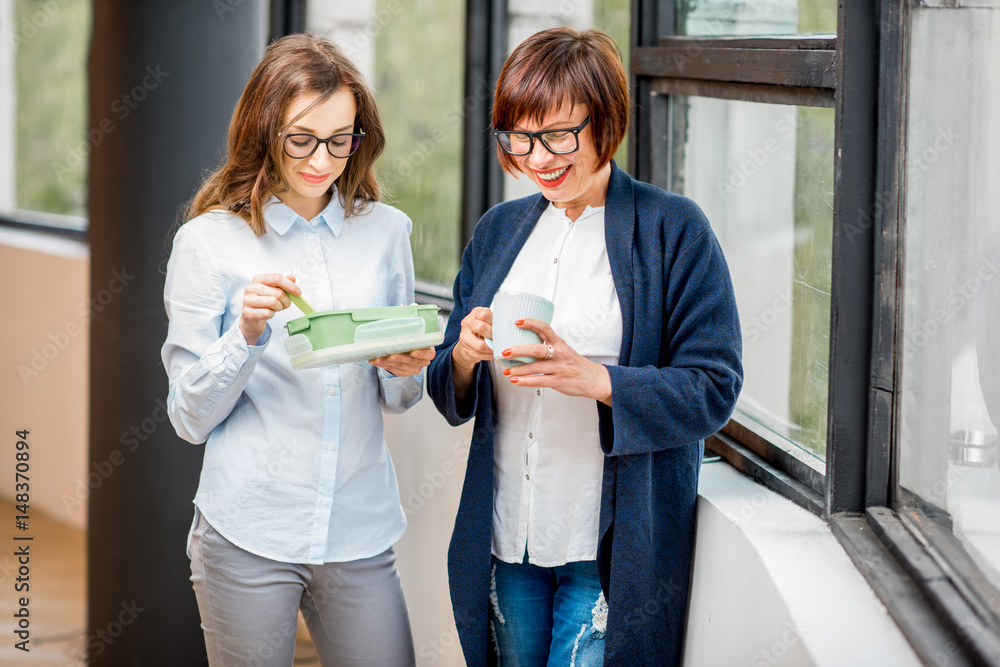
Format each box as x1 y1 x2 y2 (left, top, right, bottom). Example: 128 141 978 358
895 0 1000 619
631 0 837 503
0 0 90 234
683 98 834 459
678 0 836 36
306 1 466 286
633 0 1000 660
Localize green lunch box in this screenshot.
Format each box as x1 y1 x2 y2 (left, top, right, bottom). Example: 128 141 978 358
283 304 441 356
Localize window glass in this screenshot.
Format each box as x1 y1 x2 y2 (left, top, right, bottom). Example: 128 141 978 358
1 0 91 218
681 97 834 458
678 0 836 36
593 0 630 171
307 0 465 286
897 7 1000 590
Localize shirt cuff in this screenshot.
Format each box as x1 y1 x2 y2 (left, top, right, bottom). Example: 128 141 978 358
253 323 273 347
378 367 423 413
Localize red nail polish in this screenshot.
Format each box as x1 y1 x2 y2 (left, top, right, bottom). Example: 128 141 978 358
501 349 511 357
510 377 518 384
503 369 510 376
515 319 524 326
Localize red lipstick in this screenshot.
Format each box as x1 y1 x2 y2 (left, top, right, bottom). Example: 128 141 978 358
534 165 571 188
299 172 330 185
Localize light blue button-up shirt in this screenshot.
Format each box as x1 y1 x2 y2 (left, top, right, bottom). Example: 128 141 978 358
161 192 423 564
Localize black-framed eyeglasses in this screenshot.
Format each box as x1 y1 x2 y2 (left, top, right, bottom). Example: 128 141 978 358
493 116 590 156
279 129 365 159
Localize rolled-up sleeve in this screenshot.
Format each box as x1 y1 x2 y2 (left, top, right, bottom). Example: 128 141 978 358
378 367 424 414
161 226 269 444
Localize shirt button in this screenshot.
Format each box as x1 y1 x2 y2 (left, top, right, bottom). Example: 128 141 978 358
528 432 533 439
536 390 541 396
553 257 558 264
326 442 335 450
328 387 337 395
216 382 225 389
321 498 329 506
308 233 317 240
526 474 530 480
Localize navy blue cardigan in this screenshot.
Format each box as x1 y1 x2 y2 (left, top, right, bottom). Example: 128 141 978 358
427 163 743 666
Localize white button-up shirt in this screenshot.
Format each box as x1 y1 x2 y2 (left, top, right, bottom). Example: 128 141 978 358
490 203 623 567
162 192 422 564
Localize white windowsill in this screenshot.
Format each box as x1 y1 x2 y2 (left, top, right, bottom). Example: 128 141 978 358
685 462 922 667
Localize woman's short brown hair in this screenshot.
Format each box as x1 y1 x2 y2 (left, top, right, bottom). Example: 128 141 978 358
492 27 630 175
187 33 385 235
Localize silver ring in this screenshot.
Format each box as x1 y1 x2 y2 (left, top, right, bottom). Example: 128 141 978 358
544 343 554 361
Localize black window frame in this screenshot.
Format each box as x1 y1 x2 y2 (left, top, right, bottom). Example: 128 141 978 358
0 210 88 241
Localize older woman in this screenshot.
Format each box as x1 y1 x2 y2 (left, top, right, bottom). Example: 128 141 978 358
427 26 742 666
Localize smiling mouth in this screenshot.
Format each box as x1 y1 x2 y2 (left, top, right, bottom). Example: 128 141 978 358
537 166 569 182
300 173 330 184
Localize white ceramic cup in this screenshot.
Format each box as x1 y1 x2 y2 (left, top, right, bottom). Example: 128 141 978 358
486 292 555 368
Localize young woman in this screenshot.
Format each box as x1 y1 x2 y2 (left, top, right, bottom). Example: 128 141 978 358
427 27 743 666
161 34 432 666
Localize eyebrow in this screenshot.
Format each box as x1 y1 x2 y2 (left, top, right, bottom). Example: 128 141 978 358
289 123 355 134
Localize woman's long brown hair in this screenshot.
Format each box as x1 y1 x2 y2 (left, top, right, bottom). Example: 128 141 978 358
186 33 385 235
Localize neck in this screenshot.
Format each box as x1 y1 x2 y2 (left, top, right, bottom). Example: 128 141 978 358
559 162 612 222
280 190 332 222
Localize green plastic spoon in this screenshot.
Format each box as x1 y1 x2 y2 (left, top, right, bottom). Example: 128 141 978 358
285 289 316 315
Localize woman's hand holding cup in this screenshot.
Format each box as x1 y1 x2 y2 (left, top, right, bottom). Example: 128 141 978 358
487 292 554 367
501 318 613 406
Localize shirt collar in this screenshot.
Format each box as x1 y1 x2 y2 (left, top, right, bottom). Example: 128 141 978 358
545 202 605 223
263 188 345 237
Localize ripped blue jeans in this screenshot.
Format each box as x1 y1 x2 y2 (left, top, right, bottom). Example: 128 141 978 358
489 554 606 667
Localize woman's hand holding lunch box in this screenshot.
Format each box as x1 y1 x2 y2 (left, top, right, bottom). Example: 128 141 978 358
370 346 436 377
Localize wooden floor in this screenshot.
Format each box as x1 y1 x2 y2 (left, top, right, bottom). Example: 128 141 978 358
0 500 319 665
0 499 86 665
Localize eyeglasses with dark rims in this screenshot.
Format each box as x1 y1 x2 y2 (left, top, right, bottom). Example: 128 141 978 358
279 129 365 159
493 116 590 156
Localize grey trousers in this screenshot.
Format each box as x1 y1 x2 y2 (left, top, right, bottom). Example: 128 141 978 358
188 511 416 666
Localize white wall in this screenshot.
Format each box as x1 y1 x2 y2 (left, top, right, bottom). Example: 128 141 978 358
0 233 89 531
385 395 473 667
